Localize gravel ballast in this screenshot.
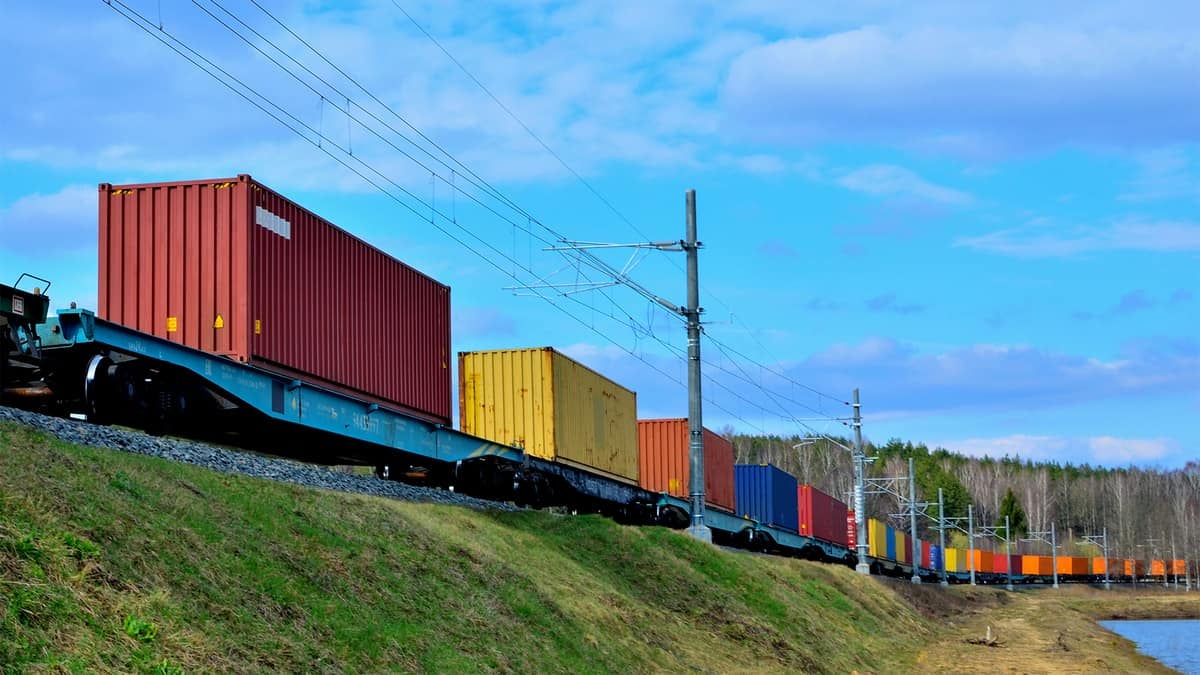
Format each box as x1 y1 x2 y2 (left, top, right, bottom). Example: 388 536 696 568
0 404 519 512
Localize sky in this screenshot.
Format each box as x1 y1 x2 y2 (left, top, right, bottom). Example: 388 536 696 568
1 1 1197 469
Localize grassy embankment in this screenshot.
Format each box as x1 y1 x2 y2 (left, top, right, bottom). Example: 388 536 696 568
1 420 934 673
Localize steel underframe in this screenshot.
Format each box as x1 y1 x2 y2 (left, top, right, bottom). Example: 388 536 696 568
38 310 671 508
41 310 520 463
654 494 853 560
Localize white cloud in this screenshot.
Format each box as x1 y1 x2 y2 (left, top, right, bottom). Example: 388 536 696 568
0 185 96 252
935 434 1177 466
807 336 910 367
838 165 972 205
940 435 1069 462
1120 147 1200 202
1088 436 1175 464
721 24 1200 151
955 220 1200 257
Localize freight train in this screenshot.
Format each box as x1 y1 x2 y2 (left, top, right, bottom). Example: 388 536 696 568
1 174 1193 587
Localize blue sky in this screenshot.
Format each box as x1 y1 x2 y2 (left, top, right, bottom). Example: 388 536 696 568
1 1 1197 468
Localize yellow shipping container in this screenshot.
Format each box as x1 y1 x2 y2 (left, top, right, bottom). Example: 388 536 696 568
896 531 909 564
459 347 639 483
945 548 961 573
868 519 887 558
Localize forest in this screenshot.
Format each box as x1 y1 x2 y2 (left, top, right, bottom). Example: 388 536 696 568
730 431 1200 563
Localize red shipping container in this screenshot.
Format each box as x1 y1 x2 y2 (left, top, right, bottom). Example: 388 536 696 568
847 510 857 549
995 553 1020 575
98 175 451 425
921 540 931 569
637 419 735 512
797 484 849 547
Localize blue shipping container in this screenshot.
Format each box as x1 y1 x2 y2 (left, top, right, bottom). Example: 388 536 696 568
885 526 896 561
931 545 943 573
734 464 800 533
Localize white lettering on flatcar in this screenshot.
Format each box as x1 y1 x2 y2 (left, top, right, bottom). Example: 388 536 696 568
255 205 292 240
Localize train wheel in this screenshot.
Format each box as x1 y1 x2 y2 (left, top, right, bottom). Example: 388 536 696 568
83 353 114 423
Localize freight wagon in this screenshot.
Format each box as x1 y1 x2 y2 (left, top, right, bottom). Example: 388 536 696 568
1057 556 1089 578
734 464 799 532
459 347 639 484
98 175 452 426
797 484 849 547
945 548 964 573
971 549 994 574
637 419 735 512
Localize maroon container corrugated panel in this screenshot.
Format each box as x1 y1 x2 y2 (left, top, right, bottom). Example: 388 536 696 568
636 419 735 512
797 484 849 547
98 174 451 425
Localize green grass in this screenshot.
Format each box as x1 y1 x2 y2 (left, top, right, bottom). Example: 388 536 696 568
0 420 932 672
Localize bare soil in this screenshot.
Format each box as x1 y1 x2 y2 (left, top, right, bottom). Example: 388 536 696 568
907 584 1200 673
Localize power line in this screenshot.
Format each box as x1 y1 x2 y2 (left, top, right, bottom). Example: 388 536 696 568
105 0 849 437
193 0 686 327
101 0 776 436
216 0 847 421
388 0 850 407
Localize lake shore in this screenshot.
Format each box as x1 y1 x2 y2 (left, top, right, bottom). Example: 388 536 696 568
894 583 1200 673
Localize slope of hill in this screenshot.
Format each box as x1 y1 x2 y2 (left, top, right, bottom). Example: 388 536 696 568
1 420 932 672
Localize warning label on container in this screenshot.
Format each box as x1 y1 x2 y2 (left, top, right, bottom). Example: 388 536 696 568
214 314 224 329
11 295 23 316
166 316 178 333
255 205 292 240
254 319 262 335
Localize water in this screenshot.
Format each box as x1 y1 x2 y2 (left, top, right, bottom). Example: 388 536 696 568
1100 619 1200 674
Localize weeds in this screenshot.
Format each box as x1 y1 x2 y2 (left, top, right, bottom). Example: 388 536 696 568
123 615 158 642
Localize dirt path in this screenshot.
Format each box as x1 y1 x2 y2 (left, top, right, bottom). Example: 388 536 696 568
902 585 1200 673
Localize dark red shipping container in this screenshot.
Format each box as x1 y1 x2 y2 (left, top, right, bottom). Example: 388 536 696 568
98 174 451 425
637 419 735 512
921 540 931 569
797 484 849 547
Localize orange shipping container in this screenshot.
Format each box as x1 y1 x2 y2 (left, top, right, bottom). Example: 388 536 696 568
1091 557 1121 576
1171 560 1186 575
971 549 995 574
1022 555 1053 576
1123 560 1146 576
1150 560 1166 577
637 419 735 512
1057 556 1089 576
